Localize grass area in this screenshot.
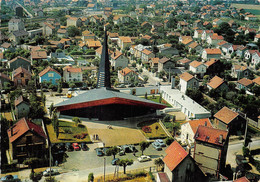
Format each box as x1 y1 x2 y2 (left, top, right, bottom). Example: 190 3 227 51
46 120 91 143
137 120 167 139
139 95 172 107
231 4 260 10
245 9 260 15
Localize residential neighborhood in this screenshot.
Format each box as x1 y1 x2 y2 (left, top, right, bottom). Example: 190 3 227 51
0 0 260 182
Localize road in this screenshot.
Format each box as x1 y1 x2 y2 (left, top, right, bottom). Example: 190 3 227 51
226 138 260 168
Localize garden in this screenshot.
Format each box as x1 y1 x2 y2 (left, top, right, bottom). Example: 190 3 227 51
137 120 167 139
46 119 91 143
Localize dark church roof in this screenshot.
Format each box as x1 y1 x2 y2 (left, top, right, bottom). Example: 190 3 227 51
55 87 166 111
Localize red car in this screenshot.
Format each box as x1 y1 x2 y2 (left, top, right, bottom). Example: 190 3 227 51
72 143 80 151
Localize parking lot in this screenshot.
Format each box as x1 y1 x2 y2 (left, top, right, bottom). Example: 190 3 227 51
61 142 166 171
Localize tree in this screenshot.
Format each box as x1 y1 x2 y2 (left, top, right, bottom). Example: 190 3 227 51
145 92 148 99
186 88 203 103
49 103 54 117
106 146 119 159
165 137 174 145
242 146 250 157
252 85 260 97
143 75 148 83
72 117 81 126
52 109 59 139
118 159 133 174
170 122 181 136
139 141 150 155
88 173 94 182
67 26 81 37
163 115 171 122
155 125 159 134
30 172 42 182
154 158 164 171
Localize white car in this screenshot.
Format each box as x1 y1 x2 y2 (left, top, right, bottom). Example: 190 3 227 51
137 155 151 162
43 168 59 176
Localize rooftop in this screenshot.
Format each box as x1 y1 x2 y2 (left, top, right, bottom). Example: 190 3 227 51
214 106 239 124
237 78 253 87
179 72 194 82
207 76 225 89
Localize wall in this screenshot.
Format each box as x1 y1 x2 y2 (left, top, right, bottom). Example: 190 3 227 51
119 86 160 96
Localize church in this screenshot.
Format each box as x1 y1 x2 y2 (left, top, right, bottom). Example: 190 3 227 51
54 31 166 120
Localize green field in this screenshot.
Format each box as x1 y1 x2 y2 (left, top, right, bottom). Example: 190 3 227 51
244 9 260 15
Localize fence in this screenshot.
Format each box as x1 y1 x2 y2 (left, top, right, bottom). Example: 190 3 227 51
95 166 157 182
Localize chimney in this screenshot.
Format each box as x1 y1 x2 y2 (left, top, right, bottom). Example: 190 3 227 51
219 135 223 144
171 76 175 89
205 121 207 126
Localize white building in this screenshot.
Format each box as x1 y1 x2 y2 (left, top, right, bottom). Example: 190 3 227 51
189 61 207 77
181 118 212 146
110 51 128 70
179 72 199 93
63 66 83 82
160 86 211 119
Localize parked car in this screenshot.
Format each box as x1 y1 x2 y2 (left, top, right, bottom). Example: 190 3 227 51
122 145 131 153
138 155 151 162
72 143 80 151
42 88 49 92
0 175 20 182
96 148 104 156
111 158 120 165
117 146 125 156
68 88 76 91
129 145 138 153
155 139 166 147
128 83 135 87
137 83 144 87
80 86 89 90
43 168 59 176
81 143 88 151
103 147 111 156
152 142 162 151
117 84 126 88
65 143 73 152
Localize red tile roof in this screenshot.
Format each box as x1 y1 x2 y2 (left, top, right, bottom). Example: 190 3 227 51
207 76 225 89
111 51 123 60
142 49 153 55
233 176 250 182
31 51 47 59
188 118 212 134
163 141 188 171
253 76 260 85
214 107 239 124
14 95 28 107
12 67 31 77
179 58 191 64
119 67 137 76
7 118 46 143
194 125 228 146
205 48 222 55
190 60 203 68
237 78 253 87
39 66 61 77
205 59 218 67
151 58 159 64
180 72 194 82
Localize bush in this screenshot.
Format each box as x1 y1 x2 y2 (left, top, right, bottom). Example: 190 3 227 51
88 173 94 182
165 137 174 145
142 126 152 133
44 177 57 182
148 171 155 181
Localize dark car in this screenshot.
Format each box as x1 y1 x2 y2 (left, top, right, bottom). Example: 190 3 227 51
42 88 49 92
65 143 73 152
111 158 120 165
0 175 20 182
236 155 248 166
128 83 135 88
57 143 66 153
129 145 138 153
137 83 144 87
122 145 132 153
96 148 104 156
81 143 88 151
103 147 111 156
80 86 89 90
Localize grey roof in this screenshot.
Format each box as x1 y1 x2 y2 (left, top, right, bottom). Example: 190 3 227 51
55 88 165 108
9 18 22 23
12 30 29 37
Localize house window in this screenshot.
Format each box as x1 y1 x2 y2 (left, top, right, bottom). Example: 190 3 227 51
21 73 24 77
48 73 54 77
193 82 196 86
26 136 32 144
244 71 248 76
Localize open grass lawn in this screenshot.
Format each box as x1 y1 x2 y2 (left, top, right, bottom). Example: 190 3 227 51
231 4 260 10
46 120 91 143
139 95 172 107
138 120 167 139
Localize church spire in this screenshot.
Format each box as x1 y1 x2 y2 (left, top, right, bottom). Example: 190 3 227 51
97 30 111 88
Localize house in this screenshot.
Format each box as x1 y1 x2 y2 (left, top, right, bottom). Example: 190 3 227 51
8 56 31 71
43 22 55 36
31 50 48 62
201 13 210 19
214 106 246 135
9 30 29 43
207 34 224 46
158 58 175 72
189 61 207 77
14 96 30 119
181 118 212 146
57 29 68 38
159 47 179 57
141 21 152 29
118 67 138 84
110 51 128 70
254 34 260 42
201 30 214 41
245 15 257 21
12 67 32 87
177 21 189 30
231 65 250 79
108 32 119 43
188 42 202 54
87 3 97 11
118 36 131 50
7 118 47 161
236 45 247 58
207 76 228 91
178 58 192 69
194 125 228 178
49 52 74 63
86 40 102 50
82 30 95 41
193 20 203 28
251 51 260 67
182 39 194 47
202 48 222 61
163 141 206 182
234 177 250 182
150 58 159 69
237 78 253 91
244 49 258 62
63 66 83 82
179 72 199 93
160 86 211 119
95 46 113 58
212 18 222 25
28 28 43 39
39 66 61 85
193 30 204 39
205 59 222 75
141 49 154 63
67 17 82 27
8 18 24 32
220 43 234 55
113 15 132 25
0 73 11 87
0 42 13 52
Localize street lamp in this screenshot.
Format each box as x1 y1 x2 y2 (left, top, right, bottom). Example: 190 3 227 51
104 157 106 182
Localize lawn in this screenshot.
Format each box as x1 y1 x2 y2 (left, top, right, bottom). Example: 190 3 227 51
46 120 91 143
139 95 172 107
137 120 167 139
